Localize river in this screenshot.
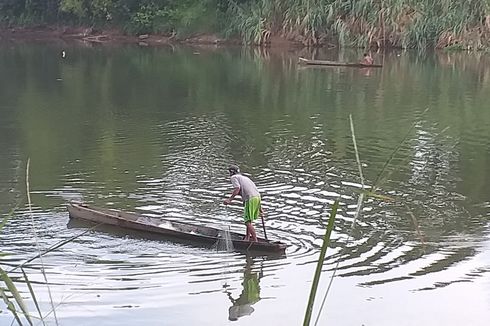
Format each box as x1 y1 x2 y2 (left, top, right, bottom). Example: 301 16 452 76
0 42 489 325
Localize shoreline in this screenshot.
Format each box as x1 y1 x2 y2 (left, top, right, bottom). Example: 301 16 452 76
0 26 303 48
0 26 203 46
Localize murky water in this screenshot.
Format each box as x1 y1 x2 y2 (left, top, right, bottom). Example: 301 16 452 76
1 42 489 325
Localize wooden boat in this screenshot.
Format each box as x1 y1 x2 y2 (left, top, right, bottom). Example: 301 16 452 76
67 203 288 254
298 57 383 68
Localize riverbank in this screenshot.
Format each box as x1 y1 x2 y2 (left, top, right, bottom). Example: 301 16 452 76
0 26 311 49
0 26 249 47
2 25 489 52
3 0 490 51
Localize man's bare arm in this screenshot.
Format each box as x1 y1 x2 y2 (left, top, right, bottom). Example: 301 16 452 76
224 187 241 204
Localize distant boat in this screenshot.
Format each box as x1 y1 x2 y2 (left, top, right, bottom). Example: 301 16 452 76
298 57 383 68
67 203 288 255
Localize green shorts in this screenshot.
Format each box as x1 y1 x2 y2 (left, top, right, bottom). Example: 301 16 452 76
243 197 261 224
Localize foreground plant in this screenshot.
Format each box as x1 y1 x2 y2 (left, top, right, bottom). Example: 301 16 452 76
0 159 97 325
0 208 37 325
303 200 338 326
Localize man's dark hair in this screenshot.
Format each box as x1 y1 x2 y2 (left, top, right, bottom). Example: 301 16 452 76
228 164 240 175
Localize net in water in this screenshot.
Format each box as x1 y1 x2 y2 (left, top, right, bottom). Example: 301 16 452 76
214 227 234 252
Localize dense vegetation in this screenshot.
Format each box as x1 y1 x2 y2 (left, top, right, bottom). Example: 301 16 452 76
1 0 490 49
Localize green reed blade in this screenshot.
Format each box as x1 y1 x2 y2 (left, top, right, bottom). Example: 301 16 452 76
25 158 59 325
372 108 429 190
303 200 339 326
0 267 32 325
0 205 18 231
364 191 395 202
0 287 23 325
0 215 8 231
20 268 43 323
311 115 367 325
405 205 426 249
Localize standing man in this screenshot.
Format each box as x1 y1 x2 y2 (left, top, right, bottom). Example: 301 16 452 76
224 164 262 242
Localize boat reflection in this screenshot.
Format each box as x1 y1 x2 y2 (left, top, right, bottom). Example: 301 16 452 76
226 255 262 321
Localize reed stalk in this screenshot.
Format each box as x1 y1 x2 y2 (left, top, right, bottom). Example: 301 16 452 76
0 286 23 325
25 158 59 325
312 111 450 323
20 268 43 321
10 223 102 273
0 206 35 325
0 158 105 325
303 200 339 326
309 115 368 325
0 268 33 325
372 108 429 192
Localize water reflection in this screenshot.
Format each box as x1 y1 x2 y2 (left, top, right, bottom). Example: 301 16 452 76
359 67 373 77
226 255 262 321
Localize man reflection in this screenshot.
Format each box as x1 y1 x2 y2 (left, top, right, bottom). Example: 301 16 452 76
226 256 262 321
360 67 372 77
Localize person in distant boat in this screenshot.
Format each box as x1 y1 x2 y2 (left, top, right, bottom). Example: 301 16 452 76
360 52 374 65
224 165 263 242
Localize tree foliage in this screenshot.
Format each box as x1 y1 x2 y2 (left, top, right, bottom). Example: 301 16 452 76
1 0 490 49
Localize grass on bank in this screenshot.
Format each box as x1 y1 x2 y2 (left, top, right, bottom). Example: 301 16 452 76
2 0 490 49
226 0 490 50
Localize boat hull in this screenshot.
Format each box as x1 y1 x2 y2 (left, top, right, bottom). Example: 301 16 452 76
298 57 383 68
67 203 287 254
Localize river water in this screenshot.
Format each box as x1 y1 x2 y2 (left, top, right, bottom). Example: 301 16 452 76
0 42 489 325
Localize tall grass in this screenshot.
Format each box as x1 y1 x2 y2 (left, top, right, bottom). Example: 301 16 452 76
224 0 274 45
224 0 490 49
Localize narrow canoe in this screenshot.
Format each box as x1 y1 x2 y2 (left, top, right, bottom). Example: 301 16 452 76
67 203 288 254
298 57 383 68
